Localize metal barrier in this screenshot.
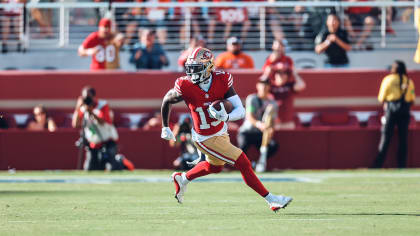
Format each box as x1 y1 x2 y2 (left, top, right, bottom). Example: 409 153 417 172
0 1 417 52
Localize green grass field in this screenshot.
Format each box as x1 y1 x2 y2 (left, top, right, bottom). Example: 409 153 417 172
1 169 419 236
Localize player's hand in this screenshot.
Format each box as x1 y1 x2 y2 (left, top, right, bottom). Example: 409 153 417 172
161 127 176 141
327 34 337 42
86 46 99 56
209 103 229 122
135 50 142 60
255 121 266 132
76 96 84 109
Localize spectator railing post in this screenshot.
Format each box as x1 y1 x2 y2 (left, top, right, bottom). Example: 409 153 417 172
59 4 65 47
259 7 266 50
416 0 419 28
184 7 192 49
65 6 70 47
380 6 386 48
22 3 27 52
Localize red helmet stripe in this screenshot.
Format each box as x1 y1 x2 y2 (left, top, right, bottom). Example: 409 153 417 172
191 47 202 59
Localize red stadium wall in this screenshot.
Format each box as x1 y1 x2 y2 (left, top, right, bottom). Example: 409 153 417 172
0 128 419 170
1 69 420 110
1 70 420 170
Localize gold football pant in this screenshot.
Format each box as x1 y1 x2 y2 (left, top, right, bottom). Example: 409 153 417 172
194 134 242 166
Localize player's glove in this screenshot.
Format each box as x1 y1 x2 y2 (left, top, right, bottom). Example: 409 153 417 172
161 127 176 141
209 103 229 122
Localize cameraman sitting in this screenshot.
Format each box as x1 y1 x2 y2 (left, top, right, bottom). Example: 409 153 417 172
72 86 123 171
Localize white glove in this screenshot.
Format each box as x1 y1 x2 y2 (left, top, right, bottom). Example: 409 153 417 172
209 103 229 122
161 127 176 141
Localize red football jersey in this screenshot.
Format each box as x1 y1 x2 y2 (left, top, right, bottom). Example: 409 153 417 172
174 71 233 136
82 32 119 70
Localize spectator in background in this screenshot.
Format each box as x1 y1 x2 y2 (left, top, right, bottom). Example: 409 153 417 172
238 78 278 173
372 61 415 168
262 39 293 72
1 0 24 53
142 110 162 130
215 37 254 69
130 29 169 70
119 1 143 47
176 0 204 45
261 48 305 129
27 105 57 132
30 0 54 39
72 86 123 171
78 18 125 70
177 35 206 71
207 0 251 44
138 0 170 44
343 0 376 50
266 0 309 49
414 6 420 64
0 114 9 129
315 14 352 68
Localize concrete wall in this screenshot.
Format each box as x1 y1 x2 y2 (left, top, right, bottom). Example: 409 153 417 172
1 49 420 71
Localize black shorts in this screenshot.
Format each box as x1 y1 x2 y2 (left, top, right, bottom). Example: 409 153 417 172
237 131 278 159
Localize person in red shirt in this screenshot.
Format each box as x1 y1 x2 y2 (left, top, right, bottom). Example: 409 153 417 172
261 39 305 129
78 18 124 70
262 39 294 72
160 47 292 212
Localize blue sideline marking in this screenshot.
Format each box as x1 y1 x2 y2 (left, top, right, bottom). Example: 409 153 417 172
0 177 317 184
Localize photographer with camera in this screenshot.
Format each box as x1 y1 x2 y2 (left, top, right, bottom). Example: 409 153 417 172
170 115 204 170
72 86 123 171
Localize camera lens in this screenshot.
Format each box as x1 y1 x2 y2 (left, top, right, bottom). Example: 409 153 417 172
83 96 93 106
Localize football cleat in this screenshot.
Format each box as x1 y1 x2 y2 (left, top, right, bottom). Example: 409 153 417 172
171 172 188 204
255 161 266 173
267 195 293 212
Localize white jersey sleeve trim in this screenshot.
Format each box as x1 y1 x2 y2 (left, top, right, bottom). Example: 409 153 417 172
227 74 233 87
174 81 182 95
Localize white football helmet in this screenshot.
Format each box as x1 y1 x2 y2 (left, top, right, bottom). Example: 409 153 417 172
185 47 215 84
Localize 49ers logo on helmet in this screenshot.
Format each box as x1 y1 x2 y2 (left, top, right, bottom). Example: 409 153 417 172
202 51 212 60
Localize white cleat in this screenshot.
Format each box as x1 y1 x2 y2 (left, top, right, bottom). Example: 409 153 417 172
267 195 293 212
255 161 266 173
171 172 188 204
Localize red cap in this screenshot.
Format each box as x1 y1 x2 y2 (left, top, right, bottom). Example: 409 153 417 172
99 18 112 28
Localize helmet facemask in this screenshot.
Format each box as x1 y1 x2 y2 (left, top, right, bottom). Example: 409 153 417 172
185 62 211 84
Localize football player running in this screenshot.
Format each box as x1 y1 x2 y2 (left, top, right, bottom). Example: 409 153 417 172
160 47 292 212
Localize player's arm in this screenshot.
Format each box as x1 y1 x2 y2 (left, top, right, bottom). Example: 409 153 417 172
293 69 306 92
161 89 184 141
72 97 84 128
161 88 184 127
245 96 266 131
78 45 99 57
314 32 330 54
223 87 245 121
78 33 99 57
